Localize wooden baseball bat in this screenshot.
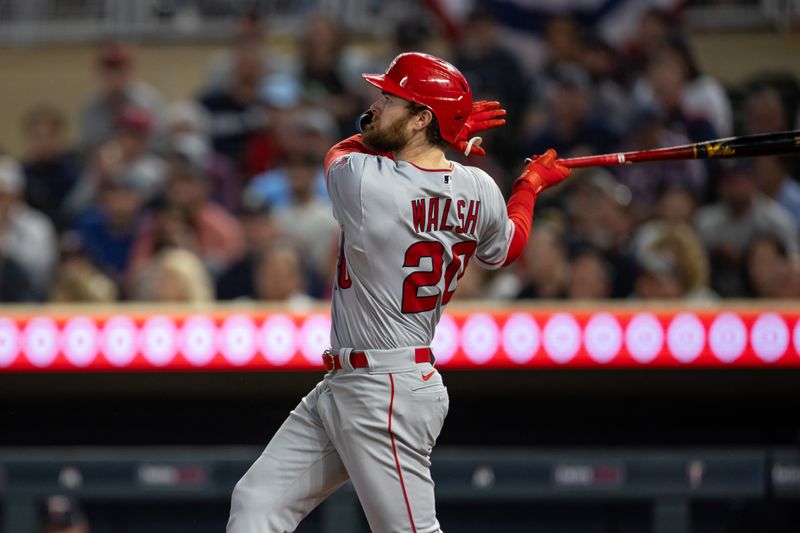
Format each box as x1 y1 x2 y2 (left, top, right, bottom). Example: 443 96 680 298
556 130 800 168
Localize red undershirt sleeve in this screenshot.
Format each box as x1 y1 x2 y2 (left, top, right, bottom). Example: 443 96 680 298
502 181 538 267
324 134 391 177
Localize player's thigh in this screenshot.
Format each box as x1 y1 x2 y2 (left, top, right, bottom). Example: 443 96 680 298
229 380 348 530
326 371 449 533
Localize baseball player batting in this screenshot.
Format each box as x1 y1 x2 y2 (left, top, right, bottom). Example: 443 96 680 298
226 52 570 533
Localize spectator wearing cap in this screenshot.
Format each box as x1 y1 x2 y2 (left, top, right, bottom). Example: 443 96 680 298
65 105 166 219
524 63 618 160
71 168 147 285
40 495 89 533
161 100 240 212
198 36 269 176
0 156 58 300
695 160 799 297
20 104 82 231
80 41 162 153
127 134 245 291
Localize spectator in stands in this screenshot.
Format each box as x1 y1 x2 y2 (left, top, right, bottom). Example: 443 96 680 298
565 168 637 297
542 14 584 75
299 13 360 136
0 252 36 302
455 7 528 167
695 159 798 297
40 495 89 533
622 8 674 75
204 12 291 93
515 221 569 299
72 169 146 285
127 135 245 289
135 247 213 302
743 85 790 135
199 37 268 174
579 34 632 136
654 184 699 226
253 241 314 308
271 152 339 293
634 43 717 144
49 232 118 303
66 105 165 219
525 63 618 159
20 104 82 231
567 248 613 300
161 100 240 212
744 233 799 299
755 156 800 230
245 107 335 208
80 41 162 153
614 103 707 220
633 223 715 300
664 35 733 137
216 193 283 300
0 156 58 300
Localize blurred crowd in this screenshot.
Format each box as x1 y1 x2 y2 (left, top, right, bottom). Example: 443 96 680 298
0 6 799 306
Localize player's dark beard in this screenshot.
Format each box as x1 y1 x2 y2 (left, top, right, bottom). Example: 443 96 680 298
361 115 411 153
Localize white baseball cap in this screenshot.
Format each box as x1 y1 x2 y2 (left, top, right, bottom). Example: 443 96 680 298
0 156 24 195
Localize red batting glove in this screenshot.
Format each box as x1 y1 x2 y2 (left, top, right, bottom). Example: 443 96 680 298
451 100 507 156
514 149 571 194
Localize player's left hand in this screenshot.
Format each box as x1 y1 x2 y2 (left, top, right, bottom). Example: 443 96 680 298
451 101 507 157
515 149 571 194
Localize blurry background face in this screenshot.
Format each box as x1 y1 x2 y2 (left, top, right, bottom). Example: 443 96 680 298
24 109 64 160
568 254 610 299
745 88 786 134
100 185 142 228
657 187 696 225
746 237 789 297
166 159 208 209
524 227 566 282
255 245 303 301
719 170 756 211
286 158 318 201
646 50 685 111
552 84 589 126
98 63 130 98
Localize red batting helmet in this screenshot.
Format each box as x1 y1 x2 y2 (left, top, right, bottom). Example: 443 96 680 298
362 52 472 143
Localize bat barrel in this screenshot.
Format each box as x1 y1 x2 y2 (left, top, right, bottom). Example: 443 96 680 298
555 130 800 169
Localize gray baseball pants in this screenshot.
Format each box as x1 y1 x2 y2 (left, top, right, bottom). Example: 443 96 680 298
226 347 449 533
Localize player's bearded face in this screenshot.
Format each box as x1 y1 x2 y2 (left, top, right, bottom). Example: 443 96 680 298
361 110 414 153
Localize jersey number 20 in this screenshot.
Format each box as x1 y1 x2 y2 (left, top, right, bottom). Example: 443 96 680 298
401 240 477 313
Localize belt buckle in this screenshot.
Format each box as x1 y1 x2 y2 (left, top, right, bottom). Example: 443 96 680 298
322 350 336 373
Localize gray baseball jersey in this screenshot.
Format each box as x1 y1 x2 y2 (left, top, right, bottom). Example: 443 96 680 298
327 153 514 349
227 151 515 533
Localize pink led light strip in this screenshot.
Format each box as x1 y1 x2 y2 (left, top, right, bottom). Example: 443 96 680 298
0 309 798 371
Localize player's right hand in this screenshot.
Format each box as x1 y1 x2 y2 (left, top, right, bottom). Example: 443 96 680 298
515 149 571 194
